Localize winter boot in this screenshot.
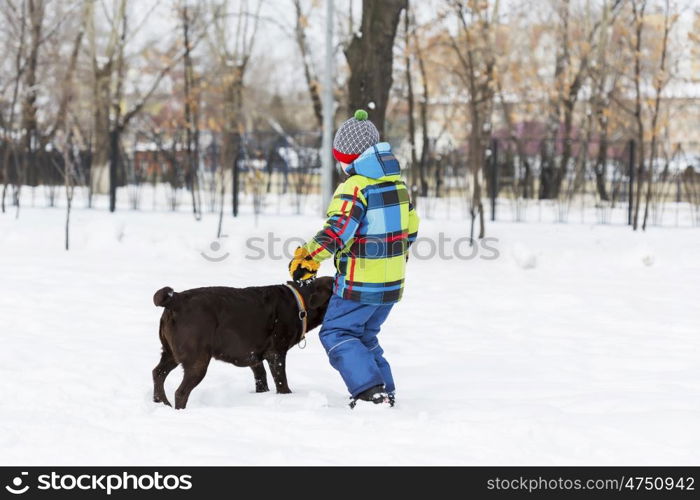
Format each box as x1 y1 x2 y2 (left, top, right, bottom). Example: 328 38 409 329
349 385 390 409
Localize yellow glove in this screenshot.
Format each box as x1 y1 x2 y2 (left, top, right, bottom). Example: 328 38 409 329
288 247 320 281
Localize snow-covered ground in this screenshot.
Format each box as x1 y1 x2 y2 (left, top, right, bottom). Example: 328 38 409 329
1 188 699 465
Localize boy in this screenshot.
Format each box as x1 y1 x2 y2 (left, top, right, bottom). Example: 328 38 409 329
289 109 420 408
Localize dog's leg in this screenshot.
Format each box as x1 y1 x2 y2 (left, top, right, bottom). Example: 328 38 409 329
265 351 291 394
174 357 210 410
250 362 269 393
152 350 178 406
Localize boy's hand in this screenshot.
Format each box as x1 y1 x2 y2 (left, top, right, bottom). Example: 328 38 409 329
289 247 320 282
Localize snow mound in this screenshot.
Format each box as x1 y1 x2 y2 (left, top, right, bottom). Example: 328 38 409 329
511 241 538 269
631 244 656 267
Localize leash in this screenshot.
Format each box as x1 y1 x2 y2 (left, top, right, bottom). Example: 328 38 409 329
283 283 308 348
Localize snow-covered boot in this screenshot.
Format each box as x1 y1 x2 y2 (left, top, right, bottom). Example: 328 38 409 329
349 385 390 409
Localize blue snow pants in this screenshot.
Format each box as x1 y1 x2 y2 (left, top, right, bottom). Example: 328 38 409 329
318 294 395 397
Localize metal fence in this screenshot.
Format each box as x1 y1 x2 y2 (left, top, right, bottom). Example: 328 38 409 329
2 133 699 227
401 138 700 227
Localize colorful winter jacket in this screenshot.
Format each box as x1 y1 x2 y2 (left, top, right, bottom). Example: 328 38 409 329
303 142 420 304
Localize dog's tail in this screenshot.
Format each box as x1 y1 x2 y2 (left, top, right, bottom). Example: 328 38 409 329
153 286 177 308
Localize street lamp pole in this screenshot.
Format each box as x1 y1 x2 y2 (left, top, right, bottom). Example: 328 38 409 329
321 0 335 215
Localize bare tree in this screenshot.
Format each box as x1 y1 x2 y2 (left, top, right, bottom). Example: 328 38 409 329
180 1 203 220
413 19 430 198
448 0 499 240
403 5 419 202
630 0 647 230
292 0 323 129
209 0 262 236
540 0 570 200
86 0 126 205
87 0 182 211
46 1 88 144
541 0 622 200
588 0 620 203
641 0 676 230
1 1 29 213
15 0 46 218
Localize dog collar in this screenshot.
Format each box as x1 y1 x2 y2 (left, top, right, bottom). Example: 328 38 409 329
283 283 308 342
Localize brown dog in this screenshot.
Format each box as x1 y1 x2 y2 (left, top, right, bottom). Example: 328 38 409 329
151 277 333 409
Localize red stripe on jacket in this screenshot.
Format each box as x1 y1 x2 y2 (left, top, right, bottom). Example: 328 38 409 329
347 255 357 294
338 187 360 292
309 228 343 258
336 187 359 238
354 232 408 244
311 187 359 259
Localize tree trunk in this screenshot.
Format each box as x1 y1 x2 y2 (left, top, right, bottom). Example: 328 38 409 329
2 2 28 214
109 4 128 213
414 20 429 197
497 84 531 199
541 0 569 200
18 0 45 218
556 97 576 199
293 0 323 129
469 102 486 242
91 63 112 199
88 0 127 202
345 0 407 136
222 67 244 221
589 0 615 202
642 0 670 231
64 141 75 251
404 9 418 201
182 4 202 220
593 123 609 201
631 0 646 231
47 3 87 143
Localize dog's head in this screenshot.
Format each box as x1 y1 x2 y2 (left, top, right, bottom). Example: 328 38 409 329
288 276 334 330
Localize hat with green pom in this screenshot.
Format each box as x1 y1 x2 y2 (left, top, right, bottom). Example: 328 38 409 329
332 109 380 164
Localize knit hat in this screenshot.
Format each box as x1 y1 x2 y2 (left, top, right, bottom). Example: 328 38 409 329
332 109 380 164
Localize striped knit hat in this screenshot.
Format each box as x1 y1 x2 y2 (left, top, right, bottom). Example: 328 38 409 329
332 109 380 164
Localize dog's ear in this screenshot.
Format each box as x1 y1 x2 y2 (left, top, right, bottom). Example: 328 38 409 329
309 292 326 309
308 277 333 309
